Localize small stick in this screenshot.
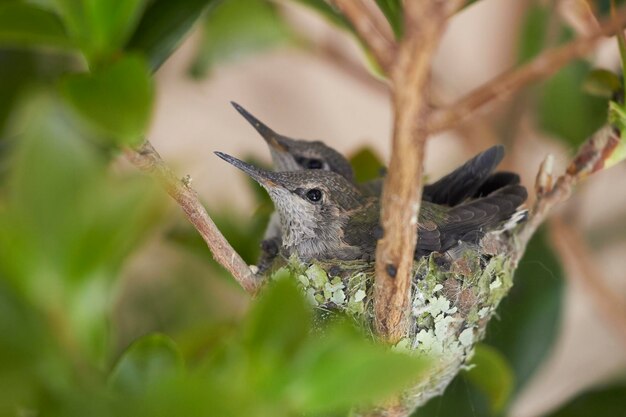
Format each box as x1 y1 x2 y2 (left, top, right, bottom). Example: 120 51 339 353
125 141 262 295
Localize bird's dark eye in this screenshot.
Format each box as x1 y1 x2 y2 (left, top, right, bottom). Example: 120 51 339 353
306 188 323 202
306 159 323 169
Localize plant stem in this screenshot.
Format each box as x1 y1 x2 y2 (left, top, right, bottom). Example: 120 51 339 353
125 141 262 295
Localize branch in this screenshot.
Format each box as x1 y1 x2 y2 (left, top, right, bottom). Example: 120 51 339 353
373 1 463 343
330 0 397 72
428 7 626 134
517 125 622 252
549 215 626 349
125 141 262 295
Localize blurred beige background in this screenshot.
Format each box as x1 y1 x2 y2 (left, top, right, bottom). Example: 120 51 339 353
137 0 626 415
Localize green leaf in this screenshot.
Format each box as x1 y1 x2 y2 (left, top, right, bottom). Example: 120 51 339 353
374 0 403 38
125 0 219 72
349 147 385 183
289 324 430 414
538 61 608 146
466 344 514 414
60 55 154 145
243 278 312 362
0 3 73 49
189 0 295 77
53 0 146 62
545 380 626 417
583 69 623 98
485 227 564 395
109 334 183 395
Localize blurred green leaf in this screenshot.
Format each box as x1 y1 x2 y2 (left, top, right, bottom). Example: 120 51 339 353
53 0 147 62
0 51 36 135
466 344 514 414
189 0 295 78
243 278 312 362
414 344 512 417
545 380 626 417
485 227 564 395
583 69 623 98
349 147 385 183
517 3 550 64
0 281 72 416
538 61 608 146
126 0 219 72
608 102 626 169
109 334 183 395
0 93 164 362
290 324 430 414
374 0 403 38
60 54 154 146
0 2 73 49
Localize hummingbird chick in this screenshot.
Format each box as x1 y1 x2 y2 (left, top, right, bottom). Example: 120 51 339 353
231 102 520 205
215 152 527 263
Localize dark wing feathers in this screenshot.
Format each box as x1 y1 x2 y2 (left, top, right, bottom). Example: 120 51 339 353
423 145 504 206
473 171 520 198
416 184 527 254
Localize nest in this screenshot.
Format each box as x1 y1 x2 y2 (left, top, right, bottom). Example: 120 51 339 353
267 231 519 414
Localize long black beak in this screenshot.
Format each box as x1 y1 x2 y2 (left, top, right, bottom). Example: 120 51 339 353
230 102 292 152
214 151 280 188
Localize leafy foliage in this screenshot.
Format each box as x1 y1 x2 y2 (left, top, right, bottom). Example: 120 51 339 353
0 1 624 416
189 0 295 77
0 3 72 49
126 0 220 71
60 55 154 146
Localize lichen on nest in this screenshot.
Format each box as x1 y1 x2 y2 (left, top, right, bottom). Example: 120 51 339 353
267 233 518 411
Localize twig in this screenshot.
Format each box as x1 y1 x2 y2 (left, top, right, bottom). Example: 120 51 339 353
517 125 622 252
330 0 397 72
549 215 626 349
428 7 626 134
373 1 464 344
125 141 262 295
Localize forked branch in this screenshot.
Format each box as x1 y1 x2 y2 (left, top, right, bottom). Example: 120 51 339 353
330 0 397 71
428 7 626 133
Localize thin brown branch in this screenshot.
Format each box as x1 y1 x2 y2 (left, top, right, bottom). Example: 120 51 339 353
125 141 262 295
549 215 626 349
428 7 626 134
373 1 463 344
330 0 397 72
517 125 622 252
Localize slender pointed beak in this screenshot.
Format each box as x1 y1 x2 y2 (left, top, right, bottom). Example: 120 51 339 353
214 151 280 188
230 102 290 153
